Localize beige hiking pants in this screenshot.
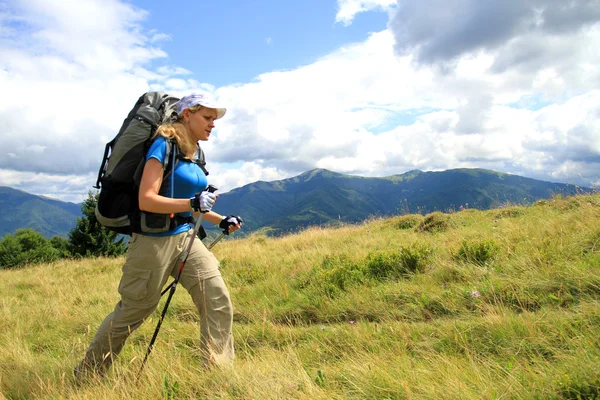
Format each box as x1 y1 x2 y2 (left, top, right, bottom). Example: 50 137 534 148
76 229 234 375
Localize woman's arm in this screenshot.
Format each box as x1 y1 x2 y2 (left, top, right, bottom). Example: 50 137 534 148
204 211 242 234
138 158 237 234
203 211 224 225
138 158 193 214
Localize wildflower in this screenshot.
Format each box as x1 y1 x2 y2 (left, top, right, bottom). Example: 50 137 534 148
349 320 355 325
494 219 498 223
459 205 464 211
471 290 481 298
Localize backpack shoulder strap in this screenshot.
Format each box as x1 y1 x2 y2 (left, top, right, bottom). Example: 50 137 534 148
194 143 209 176
164 139 179 198
174 143 209 176
197 144 208 176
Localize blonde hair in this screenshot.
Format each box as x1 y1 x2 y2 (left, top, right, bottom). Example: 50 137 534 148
154 104 204 160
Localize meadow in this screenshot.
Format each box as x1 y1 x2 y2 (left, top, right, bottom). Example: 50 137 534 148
1 193 599 399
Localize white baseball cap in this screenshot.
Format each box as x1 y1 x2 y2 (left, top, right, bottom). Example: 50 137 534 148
176 93 226 119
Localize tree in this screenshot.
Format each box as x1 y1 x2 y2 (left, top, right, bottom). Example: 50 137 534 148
68 190 127 257
50 236 71 258
0 229 61 268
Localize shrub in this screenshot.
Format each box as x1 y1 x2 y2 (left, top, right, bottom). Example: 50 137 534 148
396 214 422 230
416 212 450 233
0 229 61 268
555 373 600 400
49 236 71 258
555 199 583 211
397 244 432 274
308 255 368 297
584 229 600 254
495 207 526 218
455 239 499 266
366 244 432 279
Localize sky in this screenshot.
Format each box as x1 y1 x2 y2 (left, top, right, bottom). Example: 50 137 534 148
1 0 599 203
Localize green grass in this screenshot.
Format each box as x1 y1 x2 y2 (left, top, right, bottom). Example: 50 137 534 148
1 193 600 399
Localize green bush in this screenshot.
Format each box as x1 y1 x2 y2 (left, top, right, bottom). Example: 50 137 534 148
302 255 368 298
49 236 71 258
0 229 61 268
495 207 526 218
416 212 450 233
584 229 600 254
398 244 433 274
366 244 432 279
303 245 434 298
555 373 600 400
396 214 422 230
455 239 499 266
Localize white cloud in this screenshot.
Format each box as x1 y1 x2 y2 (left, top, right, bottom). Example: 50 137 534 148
150 32 171 43
0 0 177 201
204 21 599 189
0 168 96 203
1 0 599 205
156 65 191 76
336 0 396 26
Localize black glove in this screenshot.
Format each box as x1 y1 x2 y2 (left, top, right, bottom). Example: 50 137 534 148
219 215 243 235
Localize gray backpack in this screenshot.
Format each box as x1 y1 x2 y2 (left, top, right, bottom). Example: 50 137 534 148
94 92 208 235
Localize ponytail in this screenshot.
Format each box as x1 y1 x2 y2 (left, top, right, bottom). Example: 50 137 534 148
154 104 205 159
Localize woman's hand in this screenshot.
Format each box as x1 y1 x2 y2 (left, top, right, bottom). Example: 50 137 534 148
219 215 243 234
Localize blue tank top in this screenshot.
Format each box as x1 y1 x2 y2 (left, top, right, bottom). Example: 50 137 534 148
145 136 208 236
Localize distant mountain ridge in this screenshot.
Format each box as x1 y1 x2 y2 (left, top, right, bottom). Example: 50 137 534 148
1 168 591 239
210 168 590 236
0 186 81 238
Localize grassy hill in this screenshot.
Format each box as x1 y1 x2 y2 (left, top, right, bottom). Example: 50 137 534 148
1 193 600 399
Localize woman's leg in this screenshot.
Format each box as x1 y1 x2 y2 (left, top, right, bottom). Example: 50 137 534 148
75 298 158 376
75 233 184 377
178 234 234 366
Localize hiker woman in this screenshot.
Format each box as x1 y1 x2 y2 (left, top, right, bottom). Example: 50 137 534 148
75 93 242 378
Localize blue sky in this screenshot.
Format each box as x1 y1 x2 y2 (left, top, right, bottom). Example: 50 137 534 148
0 0 599 202
142 0 390 87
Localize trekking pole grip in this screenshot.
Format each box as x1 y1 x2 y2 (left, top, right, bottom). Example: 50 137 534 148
190 185 218 214
203 184 218 213
206 184 218 193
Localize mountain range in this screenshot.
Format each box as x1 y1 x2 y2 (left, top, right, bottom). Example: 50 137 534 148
0 186 82 238
0 168 591 239
210 168 589 236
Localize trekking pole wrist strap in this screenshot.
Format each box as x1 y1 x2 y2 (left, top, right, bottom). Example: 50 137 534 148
189 195 206 213
190 196 199 212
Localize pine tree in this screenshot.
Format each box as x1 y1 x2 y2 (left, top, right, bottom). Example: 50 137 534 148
68 190 127 257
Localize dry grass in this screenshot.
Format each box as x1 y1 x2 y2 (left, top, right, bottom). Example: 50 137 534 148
2 193 600 399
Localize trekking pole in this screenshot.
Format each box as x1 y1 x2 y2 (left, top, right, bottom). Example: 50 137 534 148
202 215 242 254
136 186 216 381
207 231 226 249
